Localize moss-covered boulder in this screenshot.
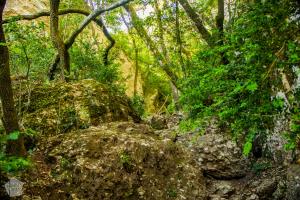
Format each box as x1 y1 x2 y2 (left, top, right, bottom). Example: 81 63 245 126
13 79 140 134
22 122 206 199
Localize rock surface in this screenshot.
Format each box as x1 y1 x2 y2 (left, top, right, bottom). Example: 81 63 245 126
20 122 206 200
286 164 300 200
13 79 140 134
188 133 248 179
1 81 299 200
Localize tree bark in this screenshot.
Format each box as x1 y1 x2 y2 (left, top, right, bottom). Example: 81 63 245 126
154 1 181 110
48 0 132 79
65 0 132 49
87 0 115 66
153 1 168 59
96 18 115 66
216 0 225 43
178 0 213 46
0 0 26 156
216 0 229 64
133 39 139 96
175 0 186 76
4 7 125 69
50 0 69 80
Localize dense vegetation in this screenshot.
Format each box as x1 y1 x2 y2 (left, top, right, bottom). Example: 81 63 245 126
0 0 299 179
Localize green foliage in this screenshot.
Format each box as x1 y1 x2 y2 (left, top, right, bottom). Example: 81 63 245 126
70 39 121 86
4 21 54 80
60 157 71 170
1 131 21 144
243 131 256 156
4 19 122 86
166 101 176 114
130 94 145 117
179 118 202 133
251 161 271 175
0 154 31 172
60 107 78 132
6 131 20 141
120 151 131 165
0 131 32 172
119 151 133 171
284 39 300 150
167 188 177 198
181 0 300 149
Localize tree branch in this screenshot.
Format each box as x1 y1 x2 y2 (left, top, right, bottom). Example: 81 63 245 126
95 18 115 66
3 9 91 24
4 0 130 66
65 0 133 49
178 0 213 46
124 4 179 87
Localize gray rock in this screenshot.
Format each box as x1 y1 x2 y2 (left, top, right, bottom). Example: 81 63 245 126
148 114 168 130
255 178 277 198
190 133 249 179
286 164 300 200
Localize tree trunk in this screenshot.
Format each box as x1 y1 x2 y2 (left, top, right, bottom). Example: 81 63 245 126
50 0 69 80
47 0 132 79
175 0 186 77
132 38 139 96
153 1 168 59
124 5 179 88
216 0 229 64
97 18 115 66
178 0 213 46
0 0 26 156
88 0 115 66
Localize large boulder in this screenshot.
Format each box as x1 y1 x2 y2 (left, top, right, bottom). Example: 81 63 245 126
21 122 206 200
186 133 248 179
12 79 140 134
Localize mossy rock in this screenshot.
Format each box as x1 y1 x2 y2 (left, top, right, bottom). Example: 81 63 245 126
13 79 140 135
22 122 206 200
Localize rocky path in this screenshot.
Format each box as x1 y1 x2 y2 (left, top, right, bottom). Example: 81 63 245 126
1 80 300 199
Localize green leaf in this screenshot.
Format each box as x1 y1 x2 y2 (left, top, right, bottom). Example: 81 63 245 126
243 141 253 156
7 131 20 140
272 98 284 109
246 82 258 92
0 42 7 47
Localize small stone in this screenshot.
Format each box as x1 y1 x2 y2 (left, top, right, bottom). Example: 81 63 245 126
137 187 145 196
247 194 259 200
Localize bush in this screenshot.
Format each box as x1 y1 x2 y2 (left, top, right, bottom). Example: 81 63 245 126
130 95 145 117
181 0 300 154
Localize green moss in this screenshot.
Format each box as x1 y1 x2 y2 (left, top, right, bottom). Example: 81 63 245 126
167 188 177 198
15 80 139 135
59 107 78 132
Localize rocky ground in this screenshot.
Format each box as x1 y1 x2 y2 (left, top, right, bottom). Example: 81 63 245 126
1 80 300 199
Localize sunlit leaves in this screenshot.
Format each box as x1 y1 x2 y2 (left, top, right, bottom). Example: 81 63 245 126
246 82 257 92
181 0 300 154
7 131 20 141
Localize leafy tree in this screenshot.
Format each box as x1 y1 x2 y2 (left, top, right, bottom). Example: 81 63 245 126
181 0 300 154
0 0 26 156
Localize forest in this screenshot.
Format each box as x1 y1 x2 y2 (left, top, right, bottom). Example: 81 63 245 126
0 0 300 199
